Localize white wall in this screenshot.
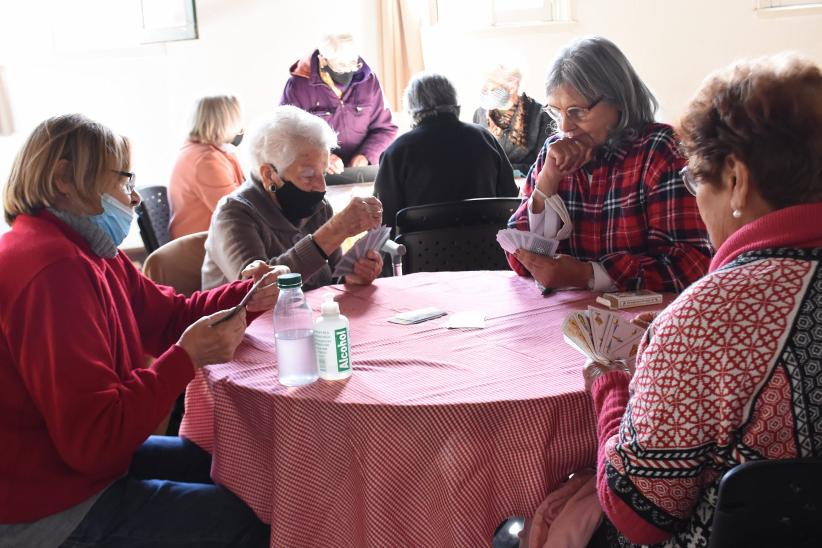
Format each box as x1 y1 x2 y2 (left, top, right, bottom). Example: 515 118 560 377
422 0 822 123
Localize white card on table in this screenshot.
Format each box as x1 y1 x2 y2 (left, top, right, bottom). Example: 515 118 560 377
444 311 486 329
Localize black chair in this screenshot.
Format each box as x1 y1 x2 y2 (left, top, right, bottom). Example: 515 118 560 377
135 185 171 254
709 458 822 548
394 197 521 274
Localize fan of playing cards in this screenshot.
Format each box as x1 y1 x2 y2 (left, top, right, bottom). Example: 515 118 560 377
331 225 391 278
496 228 559 256
562 306 646 362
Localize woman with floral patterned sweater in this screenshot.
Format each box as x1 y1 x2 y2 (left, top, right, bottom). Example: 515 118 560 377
586 54 822 547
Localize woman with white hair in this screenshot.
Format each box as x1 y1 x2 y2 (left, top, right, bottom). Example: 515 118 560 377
473 65 553 176
168 94 245 239
202 105 384 291
279 32 397 174
507 36 711 293
373 72 518 229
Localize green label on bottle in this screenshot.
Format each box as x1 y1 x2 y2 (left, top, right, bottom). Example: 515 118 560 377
334 327 350 371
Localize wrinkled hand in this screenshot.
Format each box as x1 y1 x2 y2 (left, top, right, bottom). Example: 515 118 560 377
631 311 658 330
178 308 247 369
240 261 290 312
514 249 593 290
536 138 593 196
333 196 383 238
344 250 383 285
349 154 369 167
327 154 345 175
583 358 633 392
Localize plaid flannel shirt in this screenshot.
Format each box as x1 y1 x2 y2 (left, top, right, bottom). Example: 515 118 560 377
507 123 711 292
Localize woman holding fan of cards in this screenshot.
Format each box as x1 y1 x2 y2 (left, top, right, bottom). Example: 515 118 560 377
202 105 384 291
578 55 822 547
507 36 711 293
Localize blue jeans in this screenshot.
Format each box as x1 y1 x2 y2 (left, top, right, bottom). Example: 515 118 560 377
60 436 270 547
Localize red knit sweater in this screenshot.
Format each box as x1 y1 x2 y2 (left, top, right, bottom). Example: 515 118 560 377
0 211 253 523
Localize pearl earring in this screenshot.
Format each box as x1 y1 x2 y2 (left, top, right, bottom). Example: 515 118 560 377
732 209 742 218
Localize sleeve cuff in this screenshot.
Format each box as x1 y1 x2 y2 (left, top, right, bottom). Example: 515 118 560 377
591 262 618 292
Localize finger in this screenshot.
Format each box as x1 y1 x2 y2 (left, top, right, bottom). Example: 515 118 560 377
240 260 267 280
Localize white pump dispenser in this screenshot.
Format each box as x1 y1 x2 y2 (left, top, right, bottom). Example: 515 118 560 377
314 294 352 380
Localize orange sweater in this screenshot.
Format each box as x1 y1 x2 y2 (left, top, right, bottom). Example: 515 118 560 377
168 141 244 239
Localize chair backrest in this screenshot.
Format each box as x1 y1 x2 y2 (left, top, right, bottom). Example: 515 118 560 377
142 231 208 296
135 185 171 254
709 458 822 548
394 198 520 274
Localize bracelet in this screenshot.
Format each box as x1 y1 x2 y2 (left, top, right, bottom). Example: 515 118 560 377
307 234 328 261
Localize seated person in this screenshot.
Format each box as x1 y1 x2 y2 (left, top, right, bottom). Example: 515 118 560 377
507 36 711 293
0 113 282 547
373 72 518 229
279 32 397 175
584 54 822 546
168 94 246 239
473 65 553 176
202 105 384 291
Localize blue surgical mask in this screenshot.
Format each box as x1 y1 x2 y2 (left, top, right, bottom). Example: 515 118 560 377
89 193 134 247
480 88 510 110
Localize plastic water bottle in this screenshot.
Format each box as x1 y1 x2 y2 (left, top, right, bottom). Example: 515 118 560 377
273 273 318 387
314 294 352 381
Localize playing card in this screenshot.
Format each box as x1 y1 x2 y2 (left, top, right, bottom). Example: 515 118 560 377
332 226 391 277
587 306 610 358
561 314 594 357
496 229 559 257
562 308 645 362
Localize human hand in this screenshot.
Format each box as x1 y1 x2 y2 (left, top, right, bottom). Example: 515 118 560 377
537 138 593 196
327 154 345 175
332 196 383 238
583 359 631 392
631 311 658 330
349 154 369 167
239 262 290 312
178 308 247 369
344 250 383 285
513 250 593 290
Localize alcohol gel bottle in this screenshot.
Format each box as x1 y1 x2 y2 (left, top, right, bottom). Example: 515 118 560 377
274 273 318 387
314 294 352 381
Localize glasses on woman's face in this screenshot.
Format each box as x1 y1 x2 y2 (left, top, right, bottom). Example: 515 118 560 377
543 96 603 124
680 166 700 196
112 170 137 195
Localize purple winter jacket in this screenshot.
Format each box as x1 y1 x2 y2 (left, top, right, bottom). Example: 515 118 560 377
279 50 398 166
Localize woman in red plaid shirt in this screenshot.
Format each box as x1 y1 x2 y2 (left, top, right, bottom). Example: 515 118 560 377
508 36 711 293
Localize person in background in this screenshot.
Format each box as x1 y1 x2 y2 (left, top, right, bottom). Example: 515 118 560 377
507 36 711 293
279 32 397 174
583 54 822 547
0 114 284 547
473 65 553 177
202 105 383 291
373 72 518 229
168 94 246 240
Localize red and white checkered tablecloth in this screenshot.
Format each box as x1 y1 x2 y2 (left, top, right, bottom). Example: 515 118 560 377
181 271 602 548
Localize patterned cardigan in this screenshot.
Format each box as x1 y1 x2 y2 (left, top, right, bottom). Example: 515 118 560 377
592 240 822 546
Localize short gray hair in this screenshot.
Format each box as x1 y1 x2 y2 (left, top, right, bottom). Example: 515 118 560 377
545 36 658 145
318 32 358 65
404 72 460 126
249 105 338 173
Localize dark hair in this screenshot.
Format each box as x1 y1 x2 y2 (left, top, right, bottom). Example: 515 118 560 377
545 36 657 146
679 54 822 209
404 72 460 126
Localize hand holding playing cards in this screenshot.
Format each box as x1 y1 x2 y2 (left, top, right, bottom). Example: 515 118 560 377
179 308 247 369
344 250 383 285
334 196 383 238
239 261 290 312
583 358 633 392
514 249 593 290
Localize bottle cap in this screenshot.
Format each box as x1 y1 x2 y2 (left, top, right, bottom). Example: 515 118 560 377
277 272 302 288
321 293 340 316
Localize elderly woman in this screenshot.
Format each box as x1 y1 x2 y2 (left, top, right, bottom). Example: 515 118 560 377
473 65 554 176
584 55 822 547
280 32 397 174
202 105 384 291
508 36 711 293
168 94 246 239
0 114 282 546
374 72 518 229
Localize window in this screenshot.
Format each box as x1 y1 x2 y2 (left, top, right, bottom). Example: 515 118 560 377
435 0 571 27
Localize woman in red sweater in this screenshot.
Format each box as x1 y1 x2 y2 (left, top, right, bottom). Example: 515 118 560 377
0 114 282 547
585 55 822 546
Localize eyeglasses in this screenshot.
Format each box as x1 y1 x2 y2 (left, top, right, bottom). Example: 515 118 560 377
543 96 603 124
113 170 137 195
680 166 699 196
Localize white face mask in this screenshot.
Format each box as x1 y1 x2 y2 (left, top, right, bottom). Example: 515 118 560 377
479 87 510 110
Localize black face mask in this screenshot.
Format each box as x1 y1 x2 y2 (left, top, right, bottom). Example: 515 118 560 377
231 132 244 147
270 175 326 223
325 66 355 87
